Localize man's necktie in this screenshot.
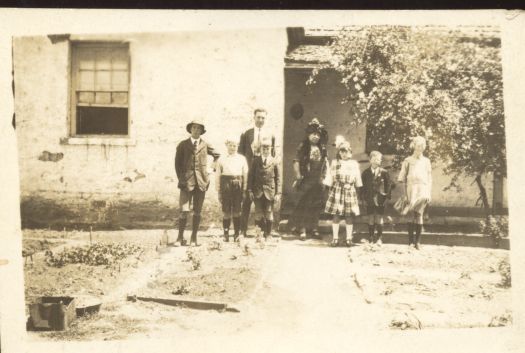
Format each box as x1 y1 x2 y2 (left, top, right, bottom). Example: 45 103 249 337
263 158 267 166
193 140 198 152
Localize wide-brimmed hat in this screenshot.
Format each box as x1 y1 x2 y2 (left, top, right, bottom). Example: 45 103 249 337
305 118 323 134
186 120 206 134
305 118 328 144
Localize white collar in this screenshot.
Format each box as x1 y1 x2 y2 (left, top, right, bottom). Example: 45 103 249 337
190 137 200 145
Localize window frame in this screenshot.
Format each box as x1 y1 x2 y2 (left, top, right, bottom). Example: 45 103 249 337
69 41 131 138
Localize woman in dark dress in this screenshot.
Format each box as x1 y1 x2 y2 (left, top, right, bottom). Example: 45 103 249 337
291 118 329 240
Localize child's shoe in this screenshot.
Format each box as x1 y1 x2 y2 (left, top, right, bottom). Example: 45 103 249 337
299 229 307 241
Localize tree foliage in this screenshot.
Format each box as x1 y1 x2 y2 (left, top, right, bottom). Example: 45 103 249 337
309 26 506 210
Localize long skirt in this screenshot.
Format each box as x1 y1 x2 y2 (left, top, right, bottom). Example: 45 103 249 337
291 182 324 231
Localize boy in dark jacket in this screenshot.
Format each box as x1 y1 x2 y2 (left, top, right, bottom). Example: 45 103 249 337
361 151 391 245
247 138 281 239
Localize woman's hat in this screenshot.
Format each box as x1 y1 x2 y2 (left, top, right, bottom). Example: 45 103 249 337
305 118 323 134
305 118 328 144
186 119 206 134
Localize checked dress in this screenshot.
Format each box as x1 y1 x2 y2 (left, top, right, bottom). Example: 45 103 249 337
325 159 362 217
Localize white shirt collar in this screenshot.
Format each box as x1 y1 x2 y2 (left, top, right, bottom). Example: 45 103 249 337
190 137 200 145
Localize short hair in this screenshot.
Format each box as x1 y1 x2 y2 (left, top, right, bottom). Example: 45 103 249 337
225 138 238 145
253 108 267 116
369 150 382 159
410 136 427 150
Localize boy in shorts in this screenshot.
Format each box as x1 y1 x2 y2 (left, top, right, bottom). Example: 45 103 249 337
247 137 281 239
361 151 391 245
216 138 249 242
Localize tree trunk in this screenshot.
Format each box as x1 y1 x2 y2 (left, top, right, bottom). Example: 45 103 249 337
475 174 490 218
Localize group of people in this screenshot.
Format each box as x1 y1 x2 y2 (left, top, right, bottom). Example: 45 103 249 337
174 111 432 250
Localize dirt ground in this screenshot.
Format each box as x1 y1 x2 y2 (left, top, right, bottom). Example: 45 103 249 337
23 228 276 340
22 229 512 341
349 242 512 329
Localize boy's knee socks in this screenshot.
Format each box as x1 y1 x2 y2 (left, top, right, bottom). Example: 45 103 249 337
233 217 240 236
265 219 272 237
368 224 375 242
191 215 201 242
375 224 383 241
178 217 187 240
223 218 231 234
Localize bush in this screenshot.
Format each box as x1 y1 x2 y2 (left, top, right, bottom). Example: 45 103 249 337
497 258 511 288
45 242 144 268
479 216 509 245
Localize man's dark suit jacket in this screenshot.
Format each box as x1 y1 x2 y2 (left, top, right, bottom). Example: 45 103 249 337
361 167 391 206
248 155 281 201
238 127 275 168
175 138 220 192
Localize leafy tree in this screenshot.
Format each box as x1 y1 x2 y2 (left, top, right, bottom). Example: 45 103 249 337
308 26 505 215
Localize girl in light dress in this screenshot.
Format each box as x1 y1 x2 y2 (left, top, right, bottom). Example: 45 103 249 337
324 137 362 247
397 136 432 250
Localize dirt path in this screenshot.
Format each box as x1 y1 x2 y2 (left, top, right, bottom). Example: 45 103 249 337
124 239 386 340
242 240 385 333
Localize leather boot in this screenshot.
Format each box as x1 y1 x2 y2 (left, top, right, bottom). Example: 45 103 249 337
408 223 414 246
375 224 383 245
265 219 272 238
176 217 187 246
368 224 375 243
223 218 231 242
414 224 422 250
190 215 201 246
233 217 241 241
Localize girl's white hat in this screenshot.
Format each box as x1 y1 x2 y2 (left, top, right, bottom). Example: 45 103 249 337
334 135 351 150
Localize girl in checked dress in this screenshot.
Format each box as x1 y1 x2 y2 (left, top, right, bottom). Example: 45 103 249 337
324 137 362 247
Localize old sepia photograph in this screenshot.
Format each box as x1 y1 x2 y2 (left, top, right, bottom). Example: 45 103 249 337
1 9 524 353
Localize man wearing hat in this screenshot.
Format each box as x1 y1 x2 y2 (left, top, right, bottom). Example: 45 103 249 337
238 108 276 236
175 120 220 246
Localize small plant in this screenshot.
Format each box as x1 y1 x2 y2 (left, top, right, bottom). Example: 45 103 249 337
459 271 472 280
480 216 509 246
488 311 512 327
172 284 190 295
207 236 223 251
242 243 252 256
497 258 511 288
184 248 202 270
390 312 422 330
44 242 144 268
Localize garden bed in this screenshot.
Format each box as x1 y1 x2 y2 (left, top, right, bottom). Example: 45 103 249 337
349 243 512 329
24 228 275 340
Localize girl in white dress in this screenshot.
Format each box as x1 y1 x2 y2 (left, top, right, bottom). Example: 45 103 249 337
397 136 432 249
